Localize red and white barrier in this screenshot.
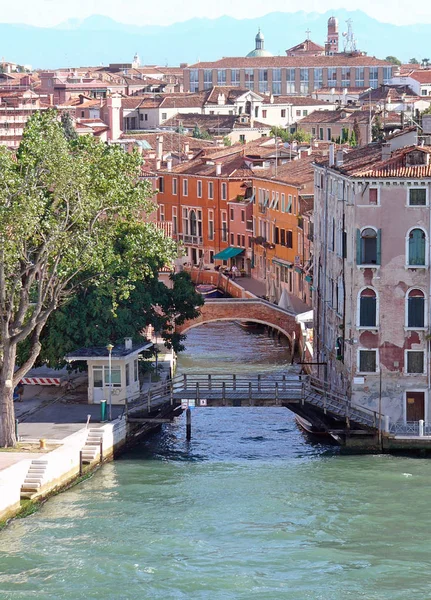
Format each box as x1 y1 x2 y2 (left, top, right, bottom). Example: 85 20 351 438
21 377 61 386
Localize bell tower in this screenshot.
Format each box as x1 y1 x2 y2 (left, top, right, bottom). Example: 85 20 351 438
325 17 339 55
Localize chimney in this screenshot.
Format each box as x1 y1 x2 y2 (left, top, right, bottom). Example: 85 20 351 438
184 141 189 154
156 158 161 170
329 143 335 167
124 337 133 350
216 163 222 176
167 158 173 171
106 93 123 142
382 143 391 161
336 149 344 166
156 135 163 160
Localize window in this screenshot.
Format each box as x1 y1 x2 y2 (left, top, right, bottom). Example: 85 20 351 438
161 112 167 121
209 250 214 263
280 229 286 246
406 351 425 374
242 235 245 247
407 289 425 328
221 211 228 242
104 367 121 387
359 350 377 373
296 109 301 117
204 69 213 90
126 363 130 387
314 68 323 90
208 210 214 240
241 210 245 222
272 69 282 95
208 181 214 199
158 176 164 193
357 228 380 265
197 180 202 198
245 69 254 90
281 109 286 118
300 68 309 94
286 68 296 94
239 134 246 143
183 179 188 196
359 288 377 328
221 182 227 200
189 69 199 92
369 188 378 205
230 208 234 221
383 66 392 84
259 69 268 93
172 206 177 234
287 194 292 213
409 188 426 206
237 234 241 246
217 69 226 85
134 359 138 382
172 178 177 195
230 233 234 245
408 228 426 266
355 67 365 87
93 367 103 388
262 109 267 118
369 67 378 88
231 69 240 86
327 67 337 85
159 204 165 222
337 276 344 316
341 67 350 87
286 230 293 248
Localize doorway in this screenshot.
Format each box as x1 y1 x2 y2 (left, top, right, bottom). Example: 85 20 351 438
406 391 425 421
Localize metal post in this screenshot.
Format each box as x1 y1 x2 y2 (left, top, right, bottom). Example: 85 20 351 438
378 369 382 445
222 381 226 405
170 382 174 406
249 382 252 405
196 382 200 404
283 374 286 390
186 407 192 440
233 374 236 390
275 382 279 405
258 374 261 392
208 374 212 390
99 440 103 465
15 419 19 442
79 450 83 476
184 373 187 390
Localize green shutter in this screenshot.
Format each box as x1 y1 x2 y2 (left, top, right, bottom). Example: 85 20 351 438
356 229 361 265
376 229 382 265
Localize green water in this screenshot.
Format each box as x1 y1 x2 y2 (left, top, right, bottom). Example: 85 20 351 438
1 323 430 599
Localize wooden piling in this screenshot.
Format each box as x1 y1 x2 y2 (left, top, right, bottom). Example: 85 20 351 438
186 407 192 440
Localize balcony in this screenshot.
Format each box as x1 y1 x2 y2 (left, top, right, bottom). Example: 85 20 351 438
177 233 203 247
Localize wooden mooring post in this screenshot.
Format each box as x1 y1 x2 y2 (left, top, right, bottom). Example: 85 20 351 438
186 407 192 440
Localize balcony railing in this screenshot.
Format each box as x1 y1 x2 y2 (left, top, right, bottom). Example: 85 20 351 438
389 421 431 436
176 233 203 246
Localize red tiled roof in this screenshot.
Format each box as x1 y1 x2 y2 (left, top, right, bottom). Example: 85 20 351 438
188 56 392 69
408 70 431 84
300 109 372 124
285 39 325 54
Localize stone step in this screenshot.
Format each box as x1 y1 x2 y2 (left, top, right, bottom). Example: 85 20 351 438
32 460 49 465
21 483 41 491
23 478 44 484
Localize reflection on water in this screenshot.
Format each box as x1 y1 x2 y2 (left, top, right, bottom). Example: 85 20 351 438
0 322 428 600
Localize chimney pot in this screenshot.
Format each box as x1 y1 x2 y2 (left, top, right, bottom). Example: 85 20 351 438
216 163 222 176
167 158 173 171
329 143 335 167
125 337 133 350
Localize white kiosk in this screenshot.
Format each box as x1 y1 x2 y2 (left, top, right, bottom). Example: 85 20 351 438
66 338 153 405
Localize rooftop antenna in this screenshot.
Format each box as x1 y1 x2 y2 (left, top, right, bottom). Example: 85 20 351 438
305 29 311 41
342 19 357 54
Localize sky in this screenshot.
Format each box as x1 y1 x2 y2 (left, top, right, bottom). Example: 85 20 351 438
1 0 431 28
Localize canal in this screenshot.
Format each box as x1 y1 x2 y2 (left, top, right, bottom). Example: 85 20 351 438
1 322 431 599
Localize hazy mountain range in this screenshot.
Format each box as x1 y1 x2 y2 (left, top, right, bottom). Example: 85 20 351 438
1 10 430 69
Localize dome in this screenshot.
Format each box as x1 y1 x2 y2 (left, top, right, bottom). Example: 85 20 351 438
246 28 273 58
246 48 274 58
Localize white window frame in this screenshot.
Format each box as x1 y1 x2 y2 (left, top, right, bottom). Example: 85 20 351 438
159 203 165 222
405 349 427 375
183 178 188 197
197 180 202 198
357 348 379 374
172 177 177 195
405 287 427 330
357 286 379 330
407 186 428 207
208 181 214 200
221 182 227 200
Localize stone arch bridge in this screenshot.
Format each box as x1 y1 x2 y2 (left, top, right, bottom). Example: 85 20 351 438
176 298 301 346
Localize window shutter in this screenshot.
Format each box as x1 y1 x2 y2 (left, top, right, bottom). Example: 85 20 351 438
376 229 382 265
360 296 376 327
356 229 362 265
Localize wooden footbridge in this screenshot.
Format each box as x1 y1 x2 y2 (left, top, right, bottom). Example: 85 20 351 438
125 374 382 445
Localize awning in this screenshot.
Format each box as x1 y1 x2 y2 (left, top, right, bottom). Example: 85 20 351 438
214 247 244 260
272 258 293 268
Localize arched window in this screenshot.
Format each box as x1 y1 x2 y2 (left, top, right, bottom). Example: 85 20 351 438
407 289 425 328
357 228 380 265
359 288 377 328
189 210 197 236
408 228 426 266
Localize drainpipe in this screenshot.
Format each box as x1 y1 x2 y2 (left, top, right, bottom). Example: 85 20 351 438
321 165 329 383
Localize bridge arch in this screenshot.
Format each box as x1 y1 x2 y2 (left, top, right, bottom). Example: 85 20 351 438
176 298 301 348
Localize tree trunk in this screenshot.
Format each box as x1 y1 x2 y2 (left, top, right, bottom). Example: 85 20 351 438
0 343 17 447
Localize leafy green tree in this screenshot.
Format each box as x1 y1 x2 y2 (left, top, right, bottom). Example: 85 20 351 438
409 58 420 65
349 129 357 147
270 126 311 144
223 136 232 147
372 115 384 142
385 56 401 66
422 58 430 68
61 111 78 142
341 127 349 143
18 271 203 368
0 110 178 447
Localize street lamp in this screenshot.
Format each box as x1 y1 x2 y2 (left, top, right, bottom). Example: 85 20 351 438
107 343 114 421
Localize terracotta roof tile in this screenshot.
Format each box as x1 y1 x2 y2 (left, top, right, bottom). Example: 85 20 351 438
188 56 392 69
